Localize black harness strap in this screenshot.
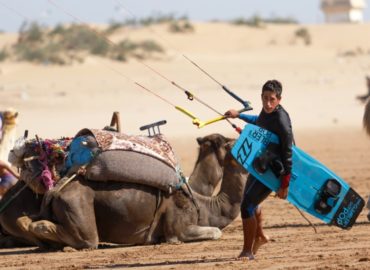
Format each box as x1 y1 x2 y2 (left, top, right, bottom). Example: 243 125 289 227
144 189 163 243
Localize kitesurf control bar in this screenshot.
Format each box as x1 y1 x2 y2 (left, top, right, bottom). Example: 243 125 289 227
222 85 252 110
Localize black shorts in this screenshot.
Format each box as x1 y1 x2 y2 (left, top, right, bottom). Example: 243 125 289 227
240 174 272 219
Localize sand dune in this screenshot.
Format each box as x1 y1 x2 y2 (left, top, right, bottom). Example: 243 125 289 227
1 22 370 269
1 22 370 140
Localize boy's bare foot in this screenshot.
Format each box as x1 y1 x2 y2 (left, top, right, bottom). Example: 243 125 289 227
253 235 270 254
238 250 255 260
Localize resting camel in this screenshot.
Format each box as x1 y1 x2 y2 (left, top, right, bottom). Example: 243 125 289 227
0 108 18 162
14 134 247 249
363 99 370 221
0 109 19 198
0 133 234 248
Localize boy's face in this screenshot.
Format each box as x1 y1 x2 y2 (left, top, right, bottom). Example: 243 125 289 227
261 91 281 114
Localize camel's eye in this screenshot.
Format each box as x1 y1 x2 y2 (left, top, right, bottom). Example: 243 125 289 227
25 159 34 169
22 156 40 172
22 161 32 171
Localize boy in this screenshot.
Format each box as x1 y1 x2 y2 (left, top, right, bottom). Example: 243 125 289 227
225 79 294 260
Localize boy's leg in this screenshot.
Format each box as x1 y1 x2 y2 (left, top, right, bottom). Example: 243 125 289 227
253 206 270 254
256 206 268 239
239 216 257 260
239 175 271 259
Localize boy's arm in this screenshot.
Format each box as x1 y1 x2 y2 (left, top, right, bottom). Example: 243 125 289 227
276 113 294 199
0 160 20 179
238 114 258 124
224 109 258 124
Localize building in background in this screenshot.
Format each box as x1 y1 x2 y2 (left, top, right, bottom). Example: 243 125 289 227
321 0 367 23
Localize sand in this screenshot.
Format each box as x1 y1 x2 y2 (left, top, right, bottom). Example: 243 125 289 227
0 22 370 269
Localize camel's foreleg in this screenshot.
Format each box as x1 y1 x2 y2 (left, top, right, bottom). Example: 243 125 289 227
29 220 66 244
17 216 98 250
15 216 49 248
179 225 222 242
30 218 98 250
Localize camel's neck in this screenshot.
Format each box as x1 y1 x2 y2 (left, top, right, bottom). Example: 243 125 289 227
364 99 370 136
194 152 247 229
0 126 17 163
188 151 223 196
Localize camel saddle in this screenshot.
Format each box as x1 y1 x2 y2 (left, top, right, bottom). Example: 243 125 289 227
65 128 182 192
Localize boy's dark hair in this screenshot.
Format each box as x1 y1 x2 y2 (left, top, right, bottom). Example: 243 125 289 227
262 80 282 99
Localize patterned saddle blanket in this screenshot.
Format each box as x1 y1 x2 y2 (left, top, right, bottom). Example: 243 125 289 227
65 128 182 192
73 128 178 169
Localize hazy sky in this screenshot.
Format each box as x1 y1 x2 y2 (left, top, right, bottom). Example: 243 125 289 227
1 0 369 32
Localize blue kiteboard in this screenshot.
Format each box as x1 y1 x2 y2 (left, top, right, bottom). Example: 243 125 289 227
232 124 364 229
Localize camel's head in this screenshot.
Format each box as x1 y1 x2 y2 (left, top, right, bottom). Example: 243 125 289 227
196 134 235 167
9 137 71 194
198 135 244 172
9 138 48 194
1 108 18 127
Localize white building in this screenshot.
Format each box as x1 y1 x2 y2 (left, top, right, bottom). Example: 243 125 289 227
321 0 367 23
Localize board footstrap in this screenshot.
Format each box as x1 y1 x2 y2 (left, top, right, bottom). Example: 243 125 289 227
331 188 365 229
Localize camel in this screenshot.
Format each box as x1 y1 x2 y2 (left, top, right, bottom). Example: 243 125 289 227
357 76 370 103
0 133 234 248
0 109 19 198
14 134 247 249
0 108 18 162
363 99 370 221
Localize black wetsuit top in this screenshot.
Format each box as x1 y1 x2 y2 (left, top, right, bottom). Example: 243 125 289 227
256 105 293 174
239 105 293 174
